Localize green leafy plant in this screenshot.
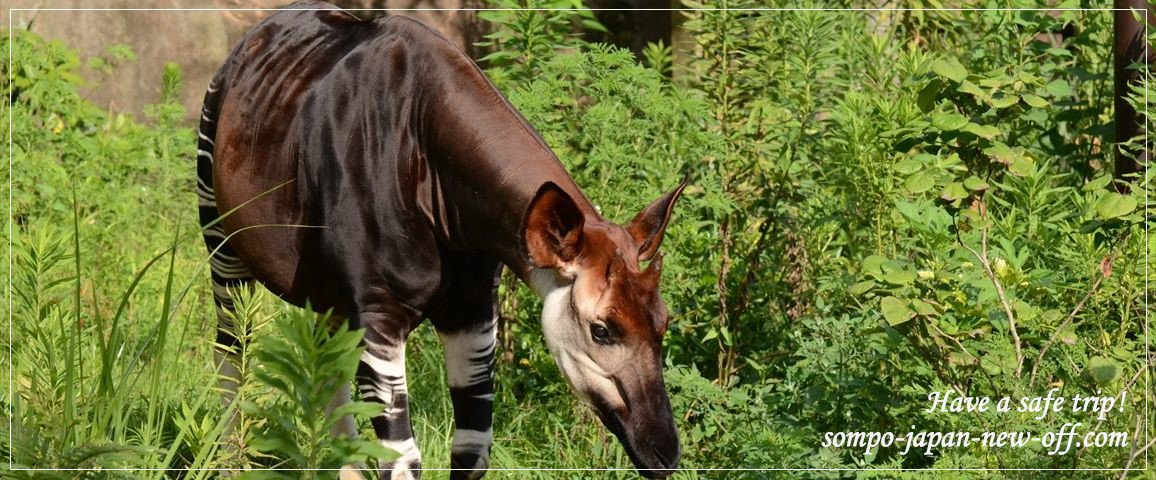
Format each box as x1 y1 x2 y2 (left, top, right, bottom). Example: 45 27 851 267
240 306 392 476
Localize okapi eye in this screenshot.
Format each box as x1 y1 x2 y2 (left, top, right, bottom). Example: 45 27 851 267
590 324 612 345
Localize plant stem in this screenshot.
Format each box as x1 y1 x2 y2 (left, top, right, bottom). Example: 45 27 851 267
1028 261 1108 388
954 199 1024 379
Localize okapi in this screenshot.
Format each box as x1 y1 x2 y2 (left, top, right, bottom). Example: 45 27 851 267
198 3 685 479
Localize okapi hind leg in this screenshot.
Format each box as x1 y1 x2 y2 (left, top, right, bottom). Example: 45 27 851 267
203 234 255 449
197 91 256 453
328 380 370 480
322 311 370 479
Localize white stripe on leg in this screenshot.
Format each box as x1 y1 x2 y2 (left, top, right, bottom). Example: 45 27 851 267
438 322 496 388
439 320 497 477
359 347 421 479
359 349 407 407
360 349 406 379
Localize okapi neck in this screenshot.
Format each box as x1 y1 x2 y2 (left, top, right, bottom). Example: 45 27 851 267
419 50 599 280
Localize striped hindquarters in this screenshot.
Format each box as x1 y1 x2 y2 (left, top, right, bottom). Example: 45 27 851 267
197 77 253 349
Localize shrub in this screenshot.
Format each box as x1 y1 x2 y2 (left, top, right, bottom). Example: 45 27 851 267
480 2 1150 472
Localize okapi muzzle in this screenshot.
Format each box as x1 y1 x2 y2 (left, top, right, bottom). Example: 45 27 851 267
525 179 688 478
592 368 681 478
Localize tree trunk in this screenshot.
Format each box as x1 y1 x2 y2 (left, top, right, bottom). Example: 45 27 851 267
1113 0 1154 190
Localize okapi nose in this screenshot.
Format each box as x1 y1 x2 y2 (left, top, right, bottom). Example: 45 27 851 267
649 442 680 476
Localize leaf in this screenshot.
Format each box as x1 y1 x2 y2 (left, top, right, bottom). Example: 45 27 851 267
581 19 609 33
1079 219 1103 233
917 79 943 112
940 182 968 202
1082 175 1113 192
990 93 1019 108
882 270 916 285
894 156 925 175
963 175 989 191
1024 108 1048 125
911 299 937 316
1017 70 1043 86
1045 79 1071 97
931 111 969 131
1008 155 1037 177
1020 93 1048 108
862 255 888 275
904 170 938 194
961 123 1000 139
250 435 296 454
948 350 977 366
1059 328 1078 346
984 142 1022 166
957 80 986 98
881 296 915 326
1088 356 1121 385
847 280 876 296
894 200 924 223
930 58 968 83
702 328 719 342
1013 300 1039 325
1094 192 1137 220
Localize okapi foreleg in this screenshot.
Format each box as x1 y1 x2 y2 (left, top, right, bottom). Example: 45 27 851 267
437 313 497 480
356 308 422 480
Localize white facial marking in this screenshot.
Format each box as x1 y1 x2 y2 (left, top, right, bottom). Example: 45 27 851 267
528 268 621 407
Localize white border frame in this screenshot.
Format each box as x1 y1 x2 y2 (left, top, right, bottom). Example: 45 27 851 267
5 4 1149 475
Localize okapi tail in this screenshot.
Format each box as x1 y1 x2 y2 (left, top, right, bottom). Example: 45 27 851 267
196 73 253 350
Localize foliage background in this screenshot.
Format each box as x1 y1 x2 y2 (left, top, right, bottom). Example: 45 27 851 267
1 1 1152 478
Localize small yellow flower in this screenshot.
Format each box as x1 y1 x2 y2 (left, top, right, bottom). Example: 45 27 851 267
993 257 1008 276
519 358 531 367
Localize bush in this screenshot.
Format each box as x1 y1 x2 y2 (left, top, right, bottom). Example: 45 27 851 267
481 2 1150 472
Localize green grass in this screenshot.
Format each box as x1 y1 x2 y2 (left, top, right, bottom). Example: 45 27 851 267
2 182 661 477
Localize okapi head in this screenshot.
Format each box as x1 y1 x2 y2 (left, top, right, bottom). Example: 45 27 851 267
523 180 688 478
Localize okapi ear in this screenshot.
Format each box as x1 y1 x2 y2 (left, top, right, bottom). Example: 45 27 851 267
524 182 585 269
627 177 689 262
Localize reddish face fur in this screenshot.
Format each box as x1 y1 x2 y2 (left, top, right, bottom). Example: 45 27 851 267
523 180 687 478
571 224 669 340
